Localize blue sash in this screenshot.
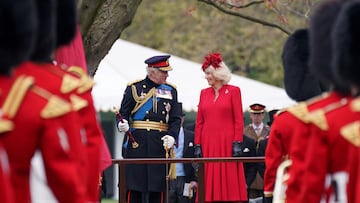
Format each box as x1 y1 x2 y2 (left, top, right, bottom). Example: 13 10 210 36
132 84 173 121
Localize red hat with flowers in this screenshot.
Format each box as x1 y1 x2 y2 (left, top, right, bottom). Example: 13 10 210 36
201 52 223 71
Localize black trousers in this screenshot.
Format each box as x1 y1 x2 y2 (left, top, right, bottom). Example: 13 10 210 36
169 176 195 203
126 190 164 203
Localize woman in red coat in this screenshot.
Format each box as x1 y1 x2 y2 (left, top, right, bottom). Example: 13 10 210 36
194 52 247 202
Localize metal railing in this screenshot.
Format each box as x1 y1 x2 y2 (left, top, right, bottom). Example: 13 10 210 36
112 156 265 203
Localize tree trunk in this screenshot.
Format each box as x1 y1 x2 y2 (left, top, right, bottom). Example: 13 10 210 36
79 0 142 76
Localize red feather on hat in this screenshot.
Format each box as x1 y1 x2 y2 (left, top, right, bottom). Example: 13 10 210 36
202 52 223 70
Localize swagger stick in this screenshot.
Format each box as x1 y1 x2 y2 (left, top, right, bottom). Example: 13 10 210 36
112 106 139 148
165 146 170 203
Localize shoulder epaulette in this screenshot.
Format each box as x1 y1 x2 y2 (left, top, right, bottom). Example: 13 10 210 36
65 66 94 93
127 79 143 86
308 98 348 131
276 108 288 116
0 119 14 133
61 74 81 94
350 97 360 112
287 102 309 123
67 66 87 77
31 85 72 119
2 76 34 118
307 109 328 131
77 75 95 94
166 81 177 89
70 94 88 111
340 121 360 147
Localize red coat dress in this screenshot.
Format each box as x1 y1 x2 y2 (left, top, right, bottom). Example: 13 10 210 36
299 96 360 203
195 84 247 202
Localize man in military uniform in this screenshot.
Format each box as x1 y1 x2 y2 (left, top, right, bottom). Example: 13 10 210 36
263 29 325 203
289 1 360 202
0 1 37 201
0 1 87 202
244 103 270 200
117 55 181 203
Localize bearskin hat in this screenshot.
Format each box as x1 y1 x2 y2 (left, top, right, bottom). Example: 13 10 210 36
282 29 323 101
30 0 56 62
308 0 349 94
56 0 77 48
332 0 360 88
0 0 37 74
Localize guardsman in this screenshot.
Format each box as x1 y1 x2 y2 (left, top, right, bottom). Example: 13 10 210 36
14 0 104 202
0 0 34 202
284 1 353 202
117 55 181 203
263 29 327 203
0 1 87 197
1 1 87 202
295 0 360 202
244 103 270 199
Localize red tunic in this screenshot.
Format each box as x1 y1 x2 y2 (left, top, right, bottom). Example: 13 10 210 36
263 110 297 197
286 92 349 202
195 84 247 201
264 92 348 199
0 75 86 203
0 141 14 203
55 26 88 71
15 61 103 202
299 97 360 203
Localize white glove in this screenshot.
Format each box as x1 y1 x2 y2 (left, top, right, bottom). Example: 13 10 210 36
161 135 175 149
117 119 129 132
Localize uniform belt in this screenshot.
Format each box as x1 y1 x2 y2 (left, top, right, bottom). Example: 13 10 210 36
131 120 168 132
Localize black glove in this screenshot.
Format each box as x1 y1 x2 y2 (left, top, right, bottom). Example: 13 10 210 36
232 141 244 157
263 196 273 203
194 144 203 158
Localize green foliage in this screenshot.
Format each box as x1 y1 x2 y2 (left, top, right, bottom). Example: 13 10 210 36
121 0 310 88
101 198 117 203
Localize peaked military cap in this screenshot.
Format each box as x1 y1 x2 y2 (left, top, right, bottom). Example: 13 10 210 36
249 103 266 113
145 55 173 71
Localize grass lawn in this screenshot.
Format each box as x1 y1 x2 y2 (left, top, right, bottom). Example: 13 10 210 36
101 198 118 203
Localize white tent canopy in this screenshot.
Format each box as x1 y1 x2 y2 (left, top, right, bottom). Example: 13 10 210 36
92 39 295 112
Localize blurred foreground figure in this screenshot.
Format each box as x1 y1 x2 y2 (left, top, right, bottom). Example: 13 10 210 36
1 0 88 202
263 28 324 203
297 0 360 202
0 0 37 202
13 0 107 202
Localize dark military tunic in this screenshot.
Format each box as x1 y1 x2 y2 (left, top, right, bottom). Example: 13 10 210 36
118 76 181 192
244 123 270 192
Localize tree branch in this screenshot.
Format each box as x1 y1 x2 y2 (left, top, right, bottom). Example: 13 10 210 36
198 0 291 35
